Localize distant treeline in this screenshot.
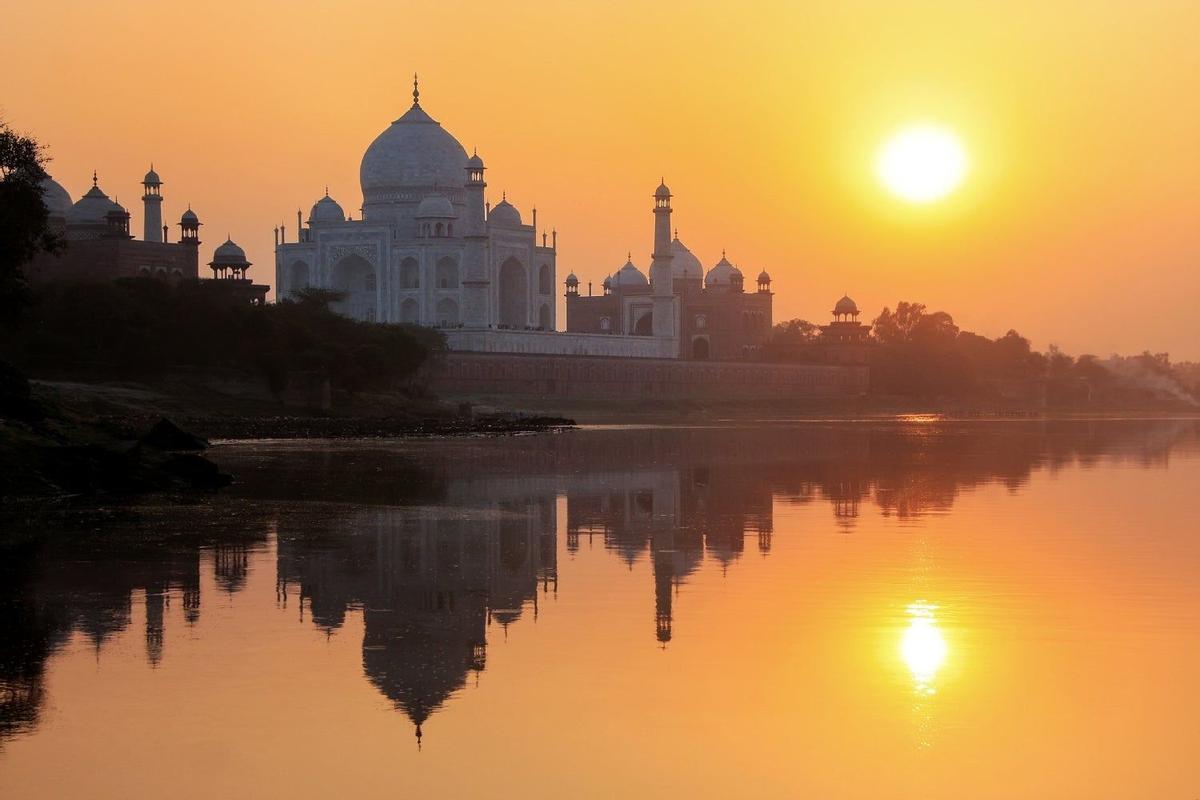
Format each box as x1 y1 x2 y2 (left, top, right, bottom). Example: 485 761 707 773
2 280 443 396
763 301 1199 406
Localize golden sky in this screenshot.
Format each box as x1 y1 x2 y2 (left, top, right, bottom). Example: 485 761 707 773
4 0 1198 358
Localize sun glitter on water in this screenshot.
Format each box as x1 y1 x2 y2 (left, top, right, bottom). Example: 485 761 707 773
877 124 968 204
901 602 948 693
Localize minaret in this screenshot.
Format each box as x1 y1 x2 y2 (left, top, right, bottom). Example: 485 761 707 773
462 149 489 327
649 181 676 342
178 206 202 277
142 165 163 242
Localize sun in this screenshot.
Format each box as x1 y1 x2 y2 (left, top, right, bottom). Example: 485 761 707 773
877 124 968 204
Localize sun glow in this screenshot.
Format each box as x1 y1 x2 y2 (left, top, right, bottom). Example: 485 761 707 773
877 125 969 204
901 602 948 692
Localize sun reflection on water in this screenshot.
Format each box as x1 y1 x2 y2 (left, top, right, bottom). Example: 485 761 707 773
901 602 948 695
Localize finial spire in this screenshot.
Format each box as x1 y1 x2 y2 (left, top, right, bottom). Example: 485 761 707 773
325 186 329 197
412 73 420 107
502 190 506 201
92 170 98 187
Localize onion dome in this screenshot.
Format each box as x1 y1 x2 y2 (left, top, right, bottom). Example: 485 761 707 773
833 295 859 316
143 166 161 185
757 270 771 283
181 207 200 225
654 181 671 198
359 88 469 206
565 272 579 286
309 192 345 224
466 151 484 170
488 196 522 227
39 175 72 220
601 275 612 289
612 258 648 287
670 236 704 281
210 238 250 267
68 178 123 225
705 254 737 287
415 192 456 218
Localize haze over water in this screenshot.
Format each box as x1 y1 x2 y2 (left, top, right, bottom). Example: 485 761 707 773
2 420 1198 798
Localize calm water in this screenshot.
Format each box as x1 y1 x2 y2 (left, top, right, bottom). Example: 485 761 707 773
2 420 1199 798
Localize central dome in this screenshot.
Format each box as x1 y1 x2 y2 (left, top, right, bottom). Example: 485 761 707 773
360 103 468 205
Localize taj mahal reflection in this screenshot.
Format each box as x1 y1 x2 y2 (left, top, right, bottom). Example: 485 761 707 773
3 420 1196 749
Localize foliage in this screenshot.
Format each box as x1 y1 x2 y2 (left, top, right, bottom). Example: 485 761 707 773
1 278 444 396
0 123 62 321
759 318 821 362
765 300 1197 406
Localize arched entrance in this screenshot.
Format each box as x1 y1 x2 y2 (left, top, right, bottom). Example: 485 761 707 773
401 298 420 324
538 303 551 330
289 260 310 295
436 297 459 327
498 258 527 328
331 254 376 321
400 257 420 289
692 336 710 360
633 310 653 336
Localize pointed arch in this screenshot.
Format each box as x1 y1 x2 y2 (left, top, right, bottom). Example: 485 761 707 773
331 253 376 321
538 303 551 330
400 257 420 289
436 297 459 326
498 257 528 328
436 256 459 289
401 298 420 324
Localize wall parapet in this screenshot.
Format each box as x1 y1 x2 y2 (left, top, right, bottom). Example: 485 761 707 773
442 328 677 359
425 351 869 400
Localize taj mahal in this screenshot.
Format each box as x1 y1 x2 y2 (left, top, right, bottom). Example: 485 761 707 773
274 77 792 361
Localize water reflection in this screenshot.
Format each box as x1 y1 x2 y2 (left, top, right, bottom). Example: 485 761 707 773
1 419 1197 756
902 602 947 692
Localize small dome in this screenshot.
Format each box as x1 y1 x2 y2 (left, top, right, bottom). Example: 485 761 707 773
143 167 161 185
68 181 122 225
655 181 671 198
106 199 128 217
211 238 249 266
757 270 771 283
489 197 522 227
612 259 648 287
833 295 859 316
565 272 579 285
705 255 736 287
670 237 703 281
466 151 484 169
181 207 199 224
40 176 72 219
602 275 612 288
415 192 456 218
309 193 345 224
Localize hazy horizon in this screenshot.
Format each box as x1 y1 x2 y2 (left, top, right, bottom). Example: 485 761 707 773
5 0 1197 359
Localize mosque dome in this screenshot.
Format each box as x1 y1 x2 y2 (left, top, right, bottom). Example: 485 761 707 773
612 259 648 287
601 275 612 289
360 102 469 204
180 207 199 225
309 193 345 224
565 272 579 286
466 151 484 170
40 176 72 219
833 295 859 316
670 237 703 281
416 192 456 218
757 270 771 283
211 238 249 266
655 181 671 198
488 197 522 227
705 255 736 287
143 166 161 185
68 181 122 225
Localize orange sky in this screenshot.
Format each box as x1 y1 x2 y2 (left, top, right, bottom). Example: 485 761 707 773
4 0 1198 358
